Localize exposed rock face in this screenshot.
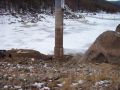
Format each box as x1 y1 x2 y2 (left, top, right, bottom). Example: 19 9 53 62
82 30 120 64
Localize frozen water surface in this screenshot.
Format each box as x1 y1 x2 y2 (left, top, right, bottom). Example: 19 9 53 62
0 13 120 54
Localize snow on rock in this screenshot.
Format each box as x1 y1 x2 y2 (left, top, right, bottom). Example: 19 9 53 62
3 85 8 89
32 82 50 90
78 80 84 84
42 87 50 90
95 80 111 87
14 86 22 89
71 80 84 87
0 13 120 54
32 82 45 88
57 83 64 87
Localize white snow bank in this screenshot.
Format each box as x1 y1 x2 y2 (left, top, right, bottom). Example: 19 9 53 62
0 13 120 54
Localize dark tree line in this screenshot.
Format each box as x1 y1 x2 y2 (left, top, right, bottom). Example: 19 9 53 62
65 0 120 12
0 0 55 14
0 0 119 15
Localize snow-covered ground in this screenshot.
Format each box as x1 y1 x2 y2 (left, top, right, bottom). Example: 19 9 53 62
0 13 120 54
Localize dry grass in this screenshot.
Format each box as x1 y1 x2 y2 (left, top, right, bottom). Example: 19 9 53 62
60 63 120 90
0 53 120 90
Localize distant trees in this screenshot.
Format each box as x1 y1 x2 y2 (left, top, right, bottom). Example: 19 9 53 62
0 0 119 15
65 0 120 13
0 0 55 14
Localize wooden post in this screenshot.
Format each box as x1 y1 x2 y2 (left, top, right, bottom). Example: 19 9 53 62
54 0 64 60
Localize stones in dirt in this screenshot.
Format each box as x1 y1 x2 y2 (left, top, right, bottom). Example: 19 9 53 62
82 24 120 64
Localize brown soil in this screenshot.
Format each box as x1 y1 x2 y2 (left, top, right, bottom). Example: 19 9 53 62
0 49 120 90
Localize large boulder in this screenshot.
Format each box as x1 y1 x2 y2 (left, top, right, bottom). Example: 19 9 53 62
82 27 120 64
116 24 120 32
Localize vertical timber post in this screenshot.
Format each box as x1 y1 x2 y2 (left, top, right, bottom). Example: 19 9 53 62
54 0 64 60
